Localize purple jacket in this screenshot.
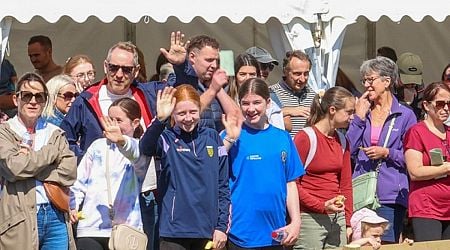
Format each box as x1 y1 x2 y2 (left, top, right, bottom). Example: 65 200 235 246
347 96 417 207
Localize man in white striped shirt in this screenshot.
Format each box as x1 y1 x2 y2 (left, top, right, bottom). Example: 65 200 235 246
270 50 315 137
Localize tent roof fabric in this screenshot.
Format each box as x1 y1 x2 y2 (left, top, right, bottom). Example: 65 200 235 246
3 0 448 24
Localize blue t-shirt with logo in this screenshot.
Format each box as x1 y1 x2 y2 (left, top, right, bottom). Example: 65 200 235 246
223 124 304 248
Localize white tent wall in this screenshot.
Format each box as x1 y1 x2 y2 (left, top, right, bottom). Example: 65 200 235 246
4 16 127 83
340 16 450 93
4 16 286 84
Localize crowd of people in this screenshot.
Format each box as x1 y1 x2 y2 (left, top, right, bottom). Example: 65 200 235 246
0 31 449 250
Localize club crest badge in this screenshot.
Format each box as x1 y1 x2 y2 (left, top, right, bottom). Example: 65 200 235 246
206 146 214 157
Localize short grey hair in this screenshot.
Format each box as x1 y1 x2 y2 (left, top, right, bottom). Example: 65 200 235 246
360 56 399 87
106 41 139 66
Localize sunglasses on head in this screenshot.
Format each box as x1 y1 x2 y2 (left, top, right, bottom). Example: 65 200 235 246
260 63 275 71
433 100 450 110
58 91 79 101
17 91 47 103
106 63 135 75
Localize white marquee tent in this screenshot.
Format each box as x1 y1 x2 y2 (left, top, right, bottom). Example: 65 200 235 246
1 0 450 91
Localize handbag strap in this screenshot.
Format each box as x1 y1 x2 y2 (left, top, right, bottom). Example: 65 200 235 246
105 144 115 222
375 115 396 173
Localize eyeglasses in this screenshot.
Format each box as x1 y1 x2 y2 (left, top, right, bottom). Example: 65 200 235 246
17 91 47 103
73 71 95 80
260 63 275 71
361 76 382 85
58 91 79 101
106 63 135 75
433 100 450 110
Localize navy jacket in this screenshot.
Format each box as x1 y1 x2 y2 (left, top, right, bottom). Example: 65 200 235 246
60 78 166 161
174 61 225 131
140 119 230 238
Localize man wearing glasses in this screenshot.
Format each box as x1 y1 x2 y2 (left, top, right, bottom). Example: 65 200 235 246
60 41 163 250
246 46 279 81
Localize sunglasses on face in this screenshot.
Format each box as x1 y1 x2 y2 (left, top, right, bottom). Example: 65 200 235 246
260 63 275 71
17 91 47 103
433 100 450 110
58 91 79 101
106 63 135 75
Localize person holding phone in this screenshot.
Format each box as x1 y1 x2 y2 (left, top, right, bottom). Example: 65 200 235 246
347 56 416 244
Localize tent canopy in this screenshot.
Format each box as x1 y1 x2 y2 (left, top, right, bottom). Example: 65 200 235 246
2 0 448 24
1 0 450 91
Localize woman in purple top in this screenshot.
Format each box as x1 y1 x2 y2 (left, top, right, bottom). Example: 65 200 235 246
347 56 417 243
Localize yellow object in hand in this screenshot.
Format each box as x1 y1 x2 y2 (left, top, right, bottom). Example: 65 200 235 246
204 240 214 249
77 211 86 220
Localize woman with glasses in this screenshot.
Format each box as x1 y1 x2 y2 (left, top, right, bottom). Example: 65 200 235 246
347 56 416 244
0 72 77 249
227 53 285 130
64 55 96 92
43 74 79 126
404 81 450 242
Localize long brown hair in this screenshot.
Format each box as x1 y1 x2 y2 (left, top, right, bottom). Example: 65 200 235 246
307 86 354 126
110 97 143 138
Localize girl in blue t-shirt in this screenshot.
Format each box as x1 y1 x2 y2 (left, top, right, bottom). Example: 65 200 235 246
222 78 304 249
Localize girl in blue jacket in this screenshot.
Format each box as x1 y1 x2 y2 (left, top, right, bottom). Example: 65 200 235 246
140 84 230 250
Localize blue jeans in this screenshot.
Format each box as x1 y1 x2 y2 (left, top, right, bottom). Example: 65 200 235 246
376 204 406 243
140 191 159 250
37 203 68 250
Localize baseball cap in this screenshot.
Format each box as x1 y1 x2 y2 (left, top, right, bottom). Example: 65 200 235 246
245 46 279 65
351 208 389 241
397 52 423 85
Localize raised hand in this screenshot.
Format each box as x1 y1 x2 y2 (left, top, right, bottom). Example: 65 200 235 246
157 87 177 121
160 31 190 65
101 116 125 146
222 109 242 142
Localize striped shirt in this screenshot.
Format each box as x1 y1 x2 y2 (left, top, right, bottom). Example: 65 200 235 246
270 81 316 137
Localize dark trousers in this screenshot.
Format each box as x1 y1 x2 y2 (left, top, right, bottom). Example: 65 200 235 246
412 217 450 242
76 237 109 250
159 237 210 250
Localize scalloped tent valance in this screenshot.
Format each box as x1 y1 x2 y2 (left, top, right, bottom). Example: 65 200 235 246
2 0 448 24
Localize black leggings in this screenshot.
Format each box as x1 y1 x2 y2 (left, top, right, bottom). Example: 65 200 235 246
159 237 210 250
76 237 109 250
412 217 450 242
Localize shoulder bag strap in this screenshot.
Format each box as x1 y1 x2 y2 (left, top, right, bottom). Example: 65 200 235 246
105 144 115 223
376 115 397 173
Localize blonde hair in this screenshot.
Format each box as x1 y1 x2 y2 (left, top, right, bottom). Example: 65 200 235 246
42 74 76 118
63 54 95 75
361 221 390 238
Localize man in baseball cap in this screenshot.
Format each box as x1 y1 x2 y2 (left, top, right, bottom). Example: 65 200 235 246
396 52 424 119
397 52 423 85
246 46 278 80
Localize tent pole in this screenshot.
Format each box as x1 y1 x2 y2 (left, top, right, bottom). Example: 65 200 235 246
366 20 376 59
124 19 136 45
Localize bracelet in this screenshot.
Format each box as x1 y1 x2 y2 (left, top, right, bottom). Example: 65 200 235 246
224 136 237 144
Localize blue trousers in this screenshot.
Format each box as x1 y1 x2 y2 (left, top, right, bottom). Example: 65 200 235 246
140 191 159 250
37 203 68 250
